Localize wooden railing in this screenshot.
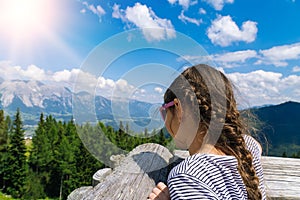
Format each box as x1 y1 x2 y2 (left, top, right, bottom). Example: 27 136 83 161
68 143 300 200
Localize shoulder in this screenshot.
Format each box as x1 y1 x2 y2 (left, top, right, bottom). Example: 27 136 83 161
168 173 220 200
168 154 247 200
167 155 223 199
168 154 238 181
243 134 262 157
168 154 215 178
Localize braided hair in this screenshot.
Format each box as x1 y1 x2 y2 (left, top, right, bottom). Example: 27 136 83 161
164 64 262 200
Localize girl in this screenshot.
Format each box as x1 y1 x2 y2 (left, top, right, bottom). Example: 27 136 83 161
148 64 266 200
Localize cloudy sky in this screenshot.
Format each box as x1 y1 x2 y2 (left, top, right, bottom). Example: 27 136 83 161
0 0 300 107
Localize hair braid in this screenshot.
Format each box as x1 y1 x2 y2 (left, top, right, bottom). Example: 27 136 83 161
216 125 262 199
164 64 262 199
216 100 262 199
218 71 262 200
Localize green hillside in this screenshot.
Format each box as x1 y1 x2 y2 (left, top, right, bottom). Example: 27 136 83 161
252 101 300 157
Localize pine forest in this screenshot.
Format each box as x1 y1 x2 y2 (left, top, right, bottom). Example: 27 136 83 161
0 109 172 199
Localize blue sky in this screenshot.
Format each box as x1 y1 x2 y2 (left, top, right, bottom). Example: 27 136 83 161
0 0 300 107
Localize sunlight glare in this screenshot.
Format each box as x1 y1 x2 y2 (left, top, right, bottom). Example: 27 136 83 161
0 0 55 39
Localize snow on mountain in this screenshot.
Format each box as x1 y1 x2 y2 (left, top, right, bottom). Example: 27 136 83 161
0 80 72 109
0 80 73 126
0 80 159 130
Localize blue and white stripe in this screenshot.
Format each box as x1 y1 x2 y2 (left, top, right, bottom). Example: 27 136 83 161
168 135 266 200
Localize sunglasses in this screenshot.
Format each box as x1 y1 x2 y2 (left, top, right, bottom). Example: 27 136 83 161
159 101 175 121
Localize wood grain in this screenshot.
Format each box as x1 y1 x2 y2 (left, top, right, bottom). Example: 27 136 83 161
68 143 300 200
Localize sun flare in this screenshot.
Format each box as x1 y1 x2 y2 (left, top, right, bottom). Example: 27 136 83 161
0 0 55 39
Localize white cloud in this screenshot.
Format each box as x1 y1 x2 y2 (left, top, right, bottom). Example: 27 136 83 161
293 66 300 72
179 50 257 68
180 42 300 68
167 0 197 9
154 87 163 93
168 0 177 4
0 63 87 92
0 62 48 81
140 89 146 94
96 5 106 15
97 77 115 89
22 65 48 81
82 2 106 21
53 69 81 82
115 79 134 93
112 4 125 20
0 62 163 102
203 0 234 11
1 61 300 106
256 43 300 67
207 15 258 47
113 3 176 42
65 71 144 100
178 10 202 26
97 78 151 100
199 8 207 14
178 55 212 66
53 70 71 82
227 70 300 107
80 9 86 14
213 50 257 65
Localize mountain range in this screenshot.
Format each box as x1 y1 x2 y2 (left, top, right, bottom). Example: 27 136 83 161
0 80 72 125
251 101 300 156
0 79 299 157
0 79 161 133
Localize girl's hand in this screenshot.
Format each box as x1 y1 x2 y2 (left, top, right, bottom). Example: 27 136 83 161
148 182 170 200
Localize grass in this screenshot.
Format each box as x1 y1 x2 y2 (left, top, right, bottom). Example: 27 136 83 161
0 192 59 200
0 192 14 200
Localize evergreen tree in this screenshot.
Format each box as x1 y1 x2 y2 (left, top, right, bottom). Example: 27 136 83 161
44 116 61 197
23 113 173 199
125 122 130 134
0 110 9 190
282 151 287 157
58 120 78 199
27 113 48 198
144 128 148 137
4 108 27 198
23 169 45 200
29 113 45 173
119 121 124 133
0 110 8 149
74 124 104 182
29 114 61 198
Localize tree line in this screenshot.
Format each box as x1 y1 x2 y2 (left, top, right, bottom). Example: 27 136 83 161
0 109 171 199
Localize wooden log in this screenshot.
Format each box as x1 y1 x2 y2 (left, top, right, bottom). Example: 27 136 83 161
92 168 112 187
67 186 93 200
173 150 300 199
68 143 173 200
68 143 300 200
262 156 300 199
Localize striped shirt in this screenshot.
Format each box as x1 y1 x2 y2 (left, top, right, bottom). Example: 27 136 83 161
168 135 266 200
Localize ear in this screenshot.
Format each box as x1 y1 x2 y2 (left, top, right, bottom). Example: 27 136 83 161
173 98 183 123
